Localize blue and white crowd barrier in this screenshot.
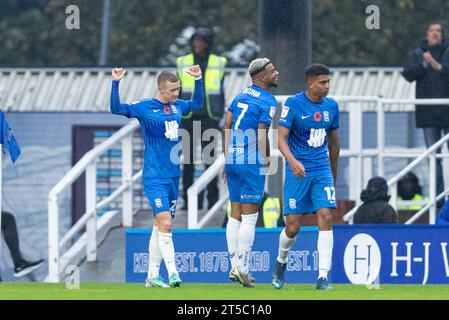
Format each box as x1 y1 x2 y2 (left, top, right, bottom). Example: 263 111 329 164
126 225 449 285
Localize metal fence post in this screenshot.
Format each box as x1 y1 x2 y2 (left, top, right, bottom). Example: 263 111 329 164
188 187 198 229
429 153 437 224
390 182 398 212
377 98 385 177
86 162 97 261
47 193 60 282
122 134 133 227
363 157 373 188
349 102 362 203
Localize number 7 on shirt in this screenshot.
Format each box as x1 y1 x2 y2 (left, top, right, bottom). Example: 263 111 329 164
234 102 249 130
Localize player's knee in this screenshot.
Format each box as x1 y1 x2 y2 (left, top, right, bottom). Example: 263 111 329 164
158 219 173 233
319 211 333 226
285 224 300 238
241 212 258 226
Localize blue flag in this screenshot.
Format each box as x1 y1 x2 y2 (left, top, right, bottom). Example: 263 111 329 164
0 110 21 163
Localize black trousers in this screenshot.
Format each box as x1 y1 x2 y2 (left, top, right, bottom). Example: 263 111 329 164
1 211 23 268
181 117 220 209
423 127 449 207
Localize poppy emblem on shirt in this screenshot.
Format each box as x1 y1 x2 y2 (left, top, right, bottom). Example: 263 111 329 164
164 105 171 114
314 112 322 122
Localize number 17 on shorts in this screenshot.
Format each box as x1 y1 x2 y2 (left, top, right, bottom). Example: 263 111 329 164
324 186 336 205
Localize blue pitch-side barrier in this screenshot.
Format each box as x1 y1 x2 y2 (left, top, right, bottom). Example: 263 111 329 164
126 225 449 285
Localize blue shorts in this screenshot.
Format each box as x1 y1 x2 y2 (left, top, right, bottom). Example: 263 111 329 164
143 177 179 216
225 163 265 204
283 171 337 215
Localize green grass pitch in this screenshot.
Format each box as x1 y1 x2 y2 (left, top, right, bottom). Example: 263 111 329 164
1 282 449 300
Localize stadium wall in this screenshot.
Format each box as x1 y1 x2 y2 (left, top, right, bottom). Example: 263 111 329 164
126 225 449 285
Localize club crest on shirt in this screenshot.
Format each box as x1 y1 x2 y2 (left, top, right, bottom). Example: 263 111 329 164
289 199 297 209
270 106 276 118
171 105 178 114
281 106 290 118
155 198 163 208
323 111 330 122
314 112 322 122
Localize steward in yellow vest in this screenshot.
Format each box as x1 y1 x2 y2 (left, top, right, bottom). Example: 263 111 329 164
178 28 227 211
177 29 227 120
397 194 427 210
397 172 427 210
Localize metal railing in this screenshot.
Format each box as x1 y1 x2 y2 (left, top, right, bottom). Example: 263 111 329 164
46 120 140 283
188 97 449 229
343 131 449 224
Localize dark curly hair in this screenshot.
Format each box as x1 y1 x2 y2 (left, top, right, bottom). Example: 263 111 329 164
398 172 422 199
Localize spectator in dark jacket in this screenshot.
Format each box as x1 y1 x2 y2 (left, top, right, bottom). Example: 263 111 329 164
353 177 398 224
402 22 449 207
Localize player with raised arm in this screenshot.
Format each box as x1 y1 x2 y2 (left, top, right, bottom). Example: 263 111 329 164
222 58 279 287
110 65 203 288
272 64 340 290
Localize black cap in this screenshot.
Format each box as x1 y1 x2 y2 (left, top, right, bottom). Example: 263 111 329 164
366 176 388 194
190 27 214 48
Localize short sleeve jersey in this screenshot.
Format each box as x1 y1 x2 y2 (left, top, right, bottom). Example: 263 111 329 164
226 85 277 166
278 92 339 175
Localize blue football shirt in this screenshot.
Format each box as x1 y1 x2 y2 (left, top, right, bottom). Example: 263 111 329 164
110 78 204 179
436 199 449 225
226 85 277 166
278 91 339 175
0 110 21 163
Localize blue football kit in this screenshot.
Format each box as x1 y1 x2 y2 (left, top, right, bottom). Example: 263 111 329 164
278 92 339 214
110 78 204 215
225 85 277 204
436 199 449 225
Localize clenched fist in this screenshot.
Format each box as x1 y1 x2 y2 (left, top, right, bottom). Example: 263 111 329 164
112 68 126 81
185 65 202 78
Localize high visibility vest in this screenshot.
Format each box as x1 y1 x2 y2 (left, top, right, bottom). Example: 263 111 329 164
262 197 281 228
397 194 426 210
226 197 281 228
177 53 227 120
